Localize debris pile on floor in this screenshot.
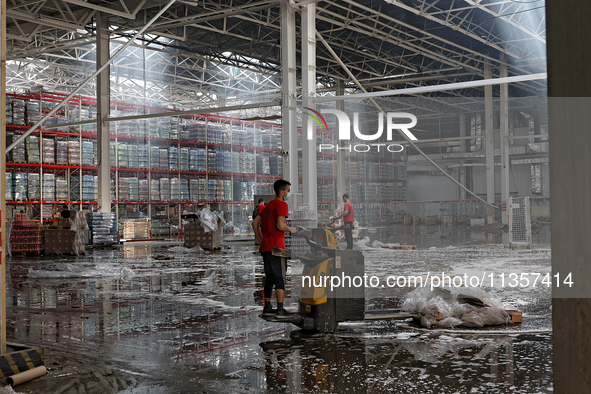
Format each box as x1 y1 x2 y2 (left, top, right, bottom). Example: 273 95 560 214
401 286 510 328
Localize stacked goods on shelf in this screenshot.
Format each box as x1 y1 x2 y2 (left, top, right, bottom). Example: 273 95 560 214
240 152 256 174
12 99 25 125
160 178 170 201
348 162 361 179
56 178 68 200
70 175 80 200
180 148 189 171
256 155 270 175
13 173 28 200
6 133 25 162
25 100 40 125
123 218 151 239
254 182 273 195
198 179 207 201
208 179 216 200
151 221 170 238
56 139 68 165
5 173 13 200
68 140 81 165
207 124 224 144
232 152 240 173
185 122 207 142
150 146 160 169
233 181 254 201
215 151 224 172
171 177 180 201
119 177 129 201
269 155 282 175
159 148 168 169
128 177 139 201
223 180 232 201
81 141 94 166
180 122 189 140
44 115 69 132
5 97 12 124
25 136 40 163
318 183 335 202
157 118 170 139
110 179 116 200
42 138 55 164
180 178 189 201
128 144 139 168
189 179 199 202
347 183 362 202
43 174 55 201
139 179 149 201
215 179 224 200
110 142 117 166
138 145 149 168
170 117 179 140
117 143 128 167
168 147 178 170
11 221 44 254
394 184 407 201
222 151 232 173
28 173 41 200
207 150 216 172
367 162 379 179
150 179 160 201
195 149 206 171
87 212 117 244
69 105 96 132
396 163 407 180
81 175 97 201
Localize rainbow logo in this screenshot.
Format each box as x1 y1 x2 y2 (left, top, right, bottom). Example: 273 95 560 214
302 107 328 130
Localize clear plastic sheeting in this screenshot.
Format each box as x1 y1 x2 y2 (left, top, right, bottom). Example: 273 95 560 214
198 208 226 233
401 286 510 329
70 210 88 256
168 245 204 253
27 263 135 280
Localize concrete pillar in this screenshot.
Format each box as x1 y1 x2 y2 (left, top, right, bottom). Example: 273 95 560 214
280 0 298 190
484 62 495 223
301 2 317 220
547 1 591 392
96 13 111 212
499 55 510 225
459 114 467 200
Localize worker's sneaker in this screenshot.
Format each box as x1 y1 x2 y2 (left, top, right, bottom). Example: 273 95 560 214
262 307 277 317
275 308 295 319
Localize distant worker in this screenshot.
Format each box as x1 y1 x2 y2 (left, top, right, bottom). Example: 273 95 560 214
252 198 266 219
252 179 297 319
60 204 71 219
334 193 355 250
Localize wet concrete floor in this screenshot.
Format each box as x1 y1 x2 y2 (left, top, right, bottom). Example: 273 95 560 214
5 225 552 393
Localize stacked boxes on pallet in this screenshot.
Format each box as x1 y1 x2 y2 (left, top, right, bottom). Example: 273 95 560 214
81 141 94 166
43 174 55 201
68 140 80 165
5 173 13 201
81 175 97 201
56 178 69 200
6 133 25 162
123 218 151 239
87 212 117 244
56 139 68 165
12 99 25 125
25 136 40 164
13 173 28 200
28 173 41 200
11 221 44 253
42 138 55 164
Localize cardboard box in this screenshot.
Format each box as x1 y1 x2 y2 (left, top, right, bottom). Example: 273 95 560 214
44 229 75 254
184 221 222 250
506 309 523 323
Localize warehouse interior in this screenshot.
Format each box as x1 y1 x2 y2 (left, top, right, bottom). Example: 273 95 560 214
0 0 587 392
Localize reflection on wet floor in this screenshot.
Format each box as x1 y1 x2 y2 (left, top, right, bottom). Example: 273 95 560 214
5 225 552 393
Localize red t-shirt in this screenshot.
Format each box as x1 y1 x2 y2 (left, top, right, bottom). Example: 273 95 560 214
259 198 289 252
258 203 266 215
344 200 354 222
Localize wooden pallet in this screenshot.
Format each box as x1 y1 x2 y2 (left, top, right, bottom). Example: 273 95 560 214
13 250 42 256
380 244 417 250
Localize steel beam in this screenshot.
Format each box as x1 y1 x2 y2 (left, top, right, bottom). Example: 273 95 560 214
96 12 111 213
1 0 7 355
336 80 346 206
280 0 297 190
499 55 510 225
301 2 317 218
484 61 495 223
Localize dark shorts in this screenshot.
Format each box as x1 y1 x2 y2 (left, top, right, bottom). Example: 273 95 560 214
261 251 287 293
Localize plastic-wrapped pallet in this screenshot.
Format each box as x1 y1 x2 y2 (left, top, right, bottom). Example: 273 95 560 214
25 136 40 164
28 173 41 200
180 148 189 171
269 155 282 176
150 179 160 201
128 177 139 201
197 149 206 171
150 146 160 169
223 180 232 201
11 99 25 125
25 100 40 125
81 175 96 201
207 179 216 201
240 152 256 174
56 178 69 200
5 97 13 125
117 143 129 168
110 142 117 167
180 124 189 140
12 173 28 200
138 145 149 169
180 178 189 201
56 139 68 165
157 118 170 139
6 133 25 163
123 218 151 239
139 179 149 201
68 140 81 165
170 177 180 201
70 210 88 255
5 173 14 201
128 144 139 169
86 212 117 244
186 122 207 142
189 150 199 171
198 178 207 201
42 138 55 164
232 152 240 173
42 174 55 201
118 178 129 201
168 147 178 170
207 150 216 173
159 148 168 169
70 175 80 201
170 117 179 140
189 179 199 202
81 141 94 166
215 151 224 172
160 178 170 201
256 155 270 175
222 151 232 173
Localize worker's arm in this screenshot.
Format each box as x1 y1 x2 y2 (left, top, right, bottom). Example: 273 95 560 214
277 216 296 233
252 215 263 245
334 208 349 220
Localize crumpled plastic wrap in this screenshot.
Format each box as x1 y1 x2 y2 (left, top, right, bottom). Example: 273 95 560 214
70 210 88 256
401 286 510 329
5 218 13 257
198 208 226 233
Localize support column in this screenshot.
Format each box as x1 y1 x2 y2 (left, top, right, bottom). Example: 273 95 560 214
484 62 495 223
547 0 591 392
96 13 111 212
336 81 346 203
1 0 7 355
499 55 510 225
280 0 298 191
459 114 467 200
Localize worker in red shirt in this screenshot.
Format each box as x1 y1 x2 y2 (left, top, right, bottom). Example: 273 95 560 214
252 179 297 318
334 193 355 250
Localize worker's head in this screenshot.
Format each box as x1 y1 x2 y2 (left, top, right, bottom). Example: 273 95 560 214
343 193 349 202
273 179 291 201
258 198 265 204
63 204 68 210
